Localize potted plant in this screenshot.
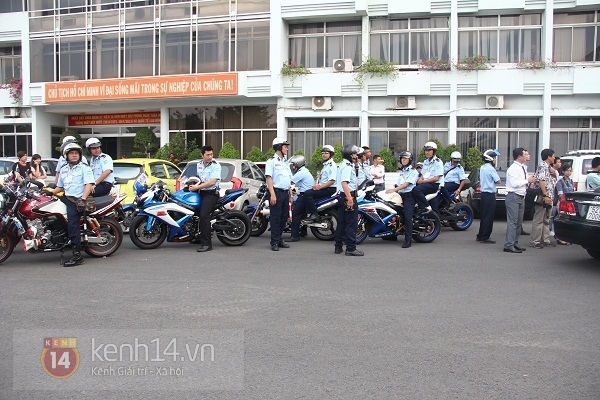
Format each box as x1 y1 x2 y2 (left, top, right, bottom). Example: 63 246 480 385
455 55 492 71
419 58 451 71
515 59 557 70
354 56 398 88
280 61 311 86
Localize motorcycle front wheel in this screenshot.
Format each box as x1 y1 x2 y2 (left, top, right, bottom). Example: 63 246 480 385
310 209 338 241
216 210 252 246
355 214 371 244
84 217 123 257
243 206 269 237
129 215 168 250
448 202 474 231
0 233 15 264
412 212 441 243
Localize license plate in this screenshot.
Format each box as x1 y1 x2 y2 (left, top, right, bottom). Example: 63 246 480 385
586 205 600 221
497 188 507 195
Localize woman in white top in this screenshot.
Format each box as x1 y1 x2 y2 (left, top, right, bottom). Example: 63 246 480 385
28 154 47 185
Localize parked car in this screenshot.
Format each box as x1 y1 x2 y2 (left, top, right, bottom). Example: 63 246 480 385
560 150 600 192
113 158 181 204
554 191 600 260
0 157 58 187
177 158 266 205
465 167 535 220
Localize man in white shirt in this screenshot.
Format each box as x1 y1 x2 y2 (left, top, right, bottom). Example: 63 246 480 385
504 148 536 253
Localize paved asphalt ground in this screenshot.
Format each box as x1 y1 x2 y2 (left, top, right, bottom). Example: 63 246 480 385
1 219 599 399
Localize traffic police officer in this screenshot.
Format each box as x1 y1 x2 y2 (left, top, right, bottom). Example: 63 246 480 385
334 144 363 256
86 138 114 197
413 141 443 214
386 151 418 248
303 144 337 222
476 149 501 244
265 137 292 251
50 143 94 267
189 145 221 252
55 135 88 184
287 155 314 242
440 151 467 205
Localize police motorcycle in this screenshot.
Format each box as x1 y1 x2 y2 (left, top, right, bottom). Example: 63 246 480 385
243 182 340 240
428 188 474 231
355 181 441 244
0 178 125 264
128 177 251 249
114 173 148 233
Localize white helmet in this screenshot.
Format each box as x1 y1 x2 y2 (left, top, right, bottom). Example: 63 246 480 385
357 147 365 156
321 145 335 154
85 137 102 149
63 143 83 160
62 135 76 144
450 151 462 161
272 137 290 151
423 141 437 150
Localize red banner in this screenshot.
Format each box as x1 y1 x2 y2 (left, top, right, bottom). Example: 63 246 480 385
68 112 161 126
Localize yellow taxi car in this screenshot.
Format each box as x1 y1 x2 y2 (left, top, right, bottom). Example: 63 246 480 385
113 158 181 204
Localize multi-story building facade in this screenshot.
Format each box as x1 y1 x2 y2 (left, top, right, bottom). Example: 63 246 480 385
1 0 599 169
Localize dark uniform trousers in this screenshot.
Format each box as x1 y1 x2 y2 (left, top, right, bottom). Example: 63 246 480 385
61 197 81 246
303 187 336 214
199 190 219 246
335 194 358 252
413 182 439 209
441 182 460 205
291 193 307 238
477 192 496 241
400 192 416 242
91 181 113 197
270 188 289 246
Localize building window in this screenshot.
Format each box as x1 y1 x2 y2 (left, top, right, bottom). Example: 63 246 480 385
288 118 360 156
59 37 86 80
550 118 600 156
458 14 542 63
91 33 120 79
370 17 449 66
0 0 24 13
160 27 191 75
233 21 269 71
30 38 55 83
0 46 21 82
457 117 539 169
0 124 32 157
124 30 155 77
289 21 361 68
169 105 277 157
553 11 600 62
369 117 448 165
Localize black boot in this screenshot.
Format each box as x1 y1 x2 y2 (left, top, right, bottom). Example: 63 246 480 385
64 245 84 267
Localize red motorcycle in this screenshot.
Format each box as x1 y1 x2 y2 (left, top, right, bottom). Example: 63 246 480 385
0 180 125 264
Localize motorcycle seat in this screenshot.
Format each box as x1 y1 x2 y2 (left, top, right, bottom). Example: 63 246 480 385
94 195 115 209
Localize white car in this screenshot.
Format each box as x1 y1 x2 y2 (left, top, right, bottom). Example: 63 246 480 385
560 150 600 192
0 157 59 186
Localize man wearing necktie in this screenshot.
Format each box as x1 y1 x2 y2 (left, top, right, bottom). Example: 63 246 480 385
504 148 536 253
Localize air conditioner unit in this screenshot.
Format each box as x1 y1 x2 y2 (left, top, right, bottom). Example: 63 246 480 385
312 96 333 111
396 96 416 110
3 107 19 117
333 58 353 72
486 95 504 109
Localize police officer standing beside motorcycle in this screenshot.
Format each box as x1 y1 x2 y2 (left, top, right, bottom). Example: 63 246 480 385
413 141 443 214
266 138 292 251
49 143 95 267
386 151 418 248
334 145 363 256
86 138 114 197
287 155 314 242
303 145 337 222
189 145 221 252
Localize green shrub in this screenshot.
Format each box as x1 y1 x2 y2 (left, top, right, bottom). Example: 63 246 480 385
333 144 343 164
310 146 324 169
134 127 159 157
187 148 202 161
246 146 268 162
264 148 275 159
378 147 398 172
465 147 483 171
131 151 145 158
153 131 197 162
218 142 240 159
